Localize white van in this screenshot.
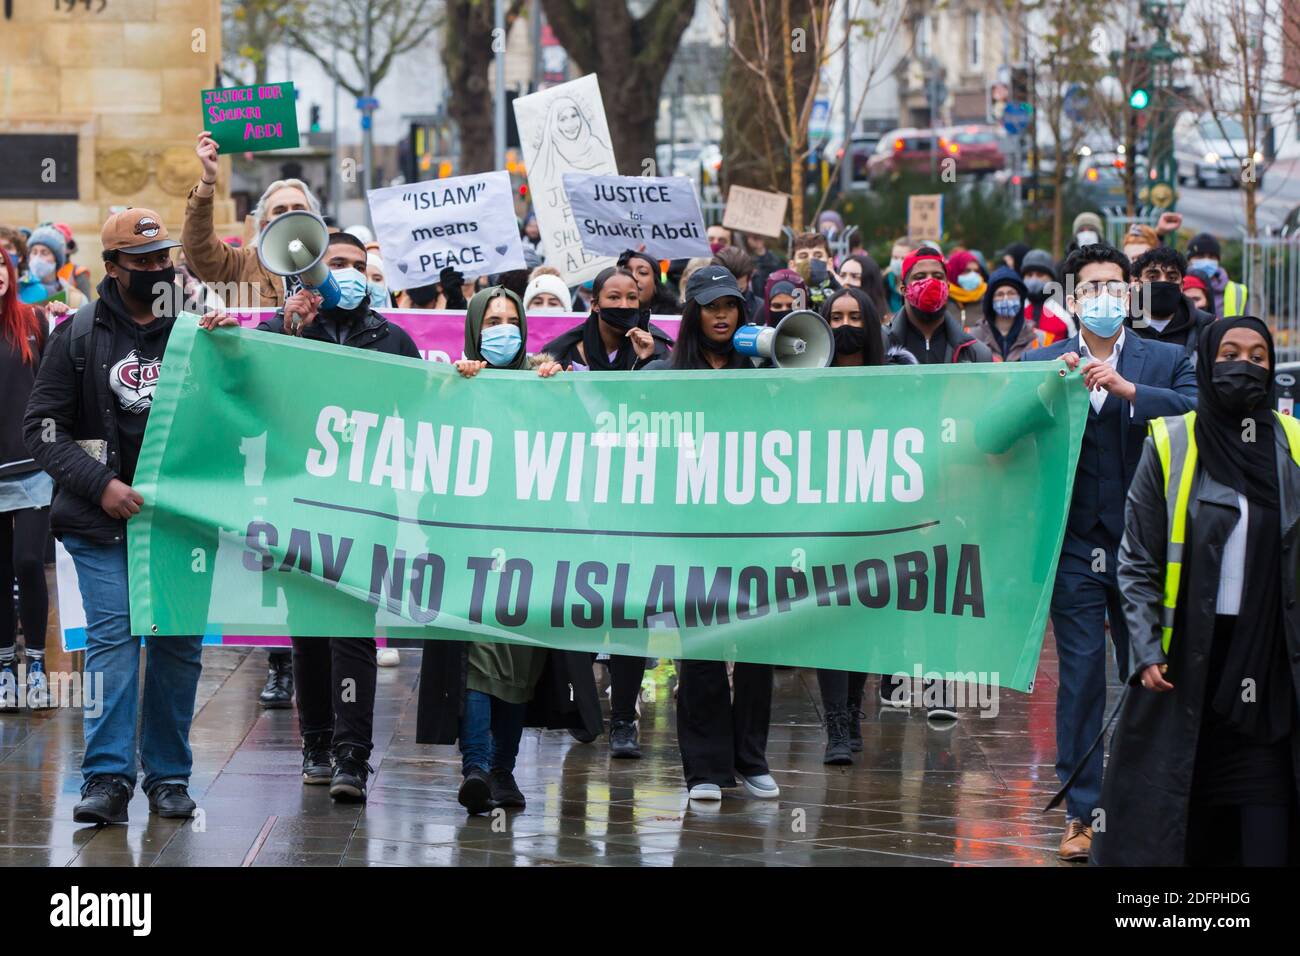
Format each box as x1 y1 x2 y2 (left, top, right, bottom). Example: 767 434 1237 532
1174 114 1266 189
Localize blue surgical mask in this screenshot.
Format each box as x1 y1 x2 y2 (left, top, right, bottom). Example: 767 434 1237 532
5 252 17 270
957 272 982 291
29 257 55 281
992 297 1022 318
368 281 389 308
1024 277 1047 296
1188 257 1217 276
331 269 369 311
1079 293 1127 337
480 323 522 367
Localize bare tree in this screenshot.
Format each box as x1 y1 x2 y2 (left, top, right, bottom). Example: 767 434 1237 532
442 0 528 174
1178 0 1298 238
539 0 698 176
1021 0 1107 257
221 0 307 86
284 0 443 99
719 0 844 232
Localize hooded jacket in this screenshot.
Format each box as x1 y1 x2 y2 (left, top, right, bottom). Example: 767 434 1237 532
23 277 181 543
1126 292 1215 362
462 286 554 370
759 268 809 326
971 266 1041 362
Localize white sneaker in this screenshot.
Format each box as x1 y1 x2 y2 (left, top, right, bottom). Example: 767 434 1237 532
741 773 780 799
376 648 400 667
688 783 722 801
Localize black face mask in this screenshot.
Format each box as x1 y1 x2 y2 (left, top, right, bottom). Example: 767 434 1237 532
118 265 177 309
1148 280 1183 318
597 306 644 332
833 324 867 357
701 328 735 353
767 308 790 327
1212 360 1270 414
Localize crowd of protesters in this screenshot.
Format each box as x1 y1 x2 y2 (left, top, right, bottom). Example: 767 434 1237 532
2 130 1296 867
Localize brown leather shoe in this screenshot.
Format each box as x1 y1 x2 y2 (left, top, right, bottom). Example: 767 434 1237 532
1058 818 1092 862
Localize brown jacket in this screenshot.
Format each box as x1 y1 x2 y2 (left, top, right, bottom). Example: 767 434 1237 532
181 186 285 307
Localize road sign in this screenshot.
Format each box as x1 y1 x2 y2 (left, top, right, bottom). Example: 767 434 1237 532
1003 102 1032 135
1064 84 1087 123
356 96 380 112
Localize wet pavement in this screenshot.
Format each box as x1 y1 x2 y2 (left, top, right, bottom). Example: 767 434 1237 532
0 570 1121 866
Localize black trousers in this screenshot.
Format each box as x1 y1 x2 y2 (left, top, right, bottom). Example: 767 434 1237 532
0 507 49 652
676 660 772 788
291 636 377 754
816 668 866 713
609 654 646 723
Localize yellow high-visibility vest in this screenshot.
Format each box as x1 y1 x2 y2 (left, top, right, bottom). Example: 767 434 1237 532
1222 281 1248 318
1149 410 1300 652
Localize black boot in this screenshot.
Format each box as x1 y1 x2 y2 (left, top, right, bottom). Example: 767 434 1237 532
823 707 853 765
301 731 333 785
259 653 293 709
458 767 495 815
489 769 526 809
846 679 865 752
73 776 132 826
329 744 373 802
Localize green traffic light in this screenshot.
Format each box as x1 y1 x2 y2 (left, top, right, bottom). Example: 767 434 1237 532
1129 88 1150 110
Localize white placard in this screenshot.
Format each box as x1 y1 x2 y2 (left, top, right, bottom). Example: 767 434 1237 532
564 173 711 261
367 170 525 292
722 185 789 239
513 74 619 284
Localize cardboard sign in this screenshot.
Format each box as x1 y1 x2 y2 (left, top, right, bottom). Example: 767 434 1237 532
201 82 300 153
564 173 710 260
513 74 619 284
908 194 943 242
367 170 525 291
722 185 789 239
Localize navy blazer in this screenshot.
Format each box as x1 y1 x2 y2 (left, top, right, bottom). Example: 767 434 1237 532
1022 330 1197 503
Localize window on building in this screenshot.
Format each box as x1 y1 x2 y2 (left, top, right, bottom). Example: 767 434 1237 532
916 15 931 60
968 11 982 68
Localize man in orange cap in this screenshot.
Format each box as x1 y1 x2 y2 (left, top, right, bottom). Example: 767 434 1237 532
23 208 227 827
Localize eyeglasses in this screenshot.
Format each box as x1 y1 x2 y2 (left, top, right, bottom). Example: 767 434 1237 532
1075 280 1128 298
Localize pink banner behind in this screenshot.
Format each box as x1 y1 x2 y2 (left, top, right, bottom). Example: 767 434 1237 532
229 308 680 362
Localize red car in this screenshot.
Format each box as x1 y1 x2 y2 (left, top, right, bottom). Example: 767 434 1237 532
866 128 942 179
936 125 1006 176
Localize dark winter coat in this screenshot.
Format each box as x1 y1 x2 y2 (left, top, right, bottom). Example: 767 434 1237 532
415 640 602 745
885 309 993 363
1092 428 1300 865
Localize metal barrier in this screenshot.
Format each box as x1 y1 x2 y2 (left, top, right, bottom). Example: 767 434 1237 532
1102 206 1159 248
1242 231 1300 361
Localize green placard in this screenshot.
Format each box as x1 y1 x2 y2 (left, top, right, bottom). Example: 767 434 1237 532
201 82 300 153
129 320 1090 691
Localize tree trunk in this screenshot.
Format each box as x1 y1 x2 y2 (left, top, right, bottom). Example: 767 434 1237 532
444 1 496 174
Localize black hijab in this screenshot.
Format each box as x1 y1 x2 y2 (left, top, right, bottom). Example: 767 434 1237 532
1195 316 1292 741
1194 316 1278 508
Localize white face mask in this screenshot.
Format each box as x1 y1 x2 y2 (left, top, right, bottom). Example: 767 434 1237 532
1076 230 1100 247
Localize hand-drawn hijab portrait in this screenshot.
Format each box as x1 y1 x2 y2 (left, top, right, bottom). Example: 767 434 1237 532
533 95 614 183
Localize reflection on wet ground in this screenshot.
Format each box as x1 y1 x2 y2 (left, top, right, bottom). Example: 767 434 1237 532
0 609 1124 866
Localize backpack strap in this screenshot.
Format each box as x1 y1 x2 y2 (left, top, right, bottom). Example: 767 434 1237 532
68 301 97 374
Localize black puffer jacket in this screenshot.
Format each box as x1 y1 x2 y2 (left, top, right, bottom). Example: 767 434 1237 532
23 286 177 544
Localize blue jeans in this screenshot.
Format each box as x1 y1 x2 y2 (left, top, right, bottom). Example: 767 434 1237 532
63 535 204 794
458 689 525 775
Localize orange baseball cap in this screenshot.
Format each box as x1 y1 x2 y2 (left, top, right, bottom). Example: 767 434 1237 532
100 208 181 255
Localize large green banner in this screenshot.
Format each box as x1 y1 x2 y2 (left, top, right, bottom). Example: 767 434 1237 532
129 320 1089 691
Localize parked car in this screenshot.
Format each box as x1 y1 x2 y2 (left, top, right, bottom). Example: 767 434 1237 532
936 125 1006 175
1076 153 1130 206
1175 114 1266 189
866 128 941 179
